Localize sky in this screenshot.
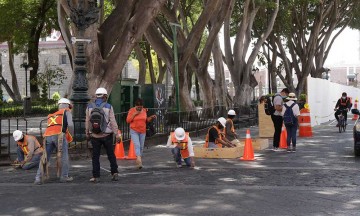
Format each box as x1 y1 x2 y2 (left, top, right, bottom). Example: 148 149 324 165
326 28 360 66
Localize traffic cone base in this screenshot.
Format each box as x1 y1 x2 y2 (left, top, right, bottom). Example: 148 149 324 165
126 139 137 160
240 129 255 161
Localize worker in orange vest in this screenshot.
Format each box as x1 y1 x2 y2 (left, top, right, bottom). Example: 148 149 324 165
204 117 235 148
166 127 195 168
225 109 241 146
13 130 43 170
34 98 74 185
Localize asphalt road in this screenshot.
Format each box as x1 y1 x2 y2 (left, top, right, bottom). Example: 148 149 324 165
1 118 360 216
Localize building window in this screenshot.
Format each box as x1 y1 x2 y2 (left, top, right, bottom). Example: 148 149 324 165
59 54 67 65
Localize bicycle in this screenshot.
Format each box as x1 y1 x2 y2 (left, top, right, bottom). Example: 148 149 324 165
336 108 347 133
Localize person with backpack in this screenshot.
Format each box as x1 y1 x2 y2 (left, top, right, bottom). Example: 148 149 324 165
85 88 120 183
126 98 156 169
270 88 289 151
34 98 74 185
13 130 43 170
334 92 352 127
282 93 300 152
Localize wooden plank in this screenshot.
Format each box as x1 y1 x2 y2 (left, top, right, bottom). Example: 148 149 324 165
193 146 244 159
258 103 274 138
238 138 269 151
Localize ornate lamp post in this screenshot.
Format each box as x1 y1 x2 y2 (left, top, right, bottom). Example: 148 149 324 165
67 0 101 140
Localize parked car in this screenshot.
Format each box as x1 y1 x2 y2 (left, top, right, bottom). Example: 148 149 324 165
351 109 360 156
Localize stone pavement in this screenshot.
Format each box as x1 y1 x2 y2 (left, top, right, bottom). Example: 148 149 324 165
1 116 360 215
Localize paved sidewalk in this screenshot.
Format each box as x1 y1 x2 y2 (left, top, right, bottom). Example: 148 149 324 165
1 116 360 215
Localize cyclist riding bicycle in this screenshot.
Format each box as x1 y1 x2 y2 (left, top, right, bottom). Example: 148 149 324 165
334 92 352 127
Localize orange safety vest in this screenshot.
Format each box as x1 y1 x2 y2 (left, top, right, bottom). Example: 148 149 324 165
204 126 223 148
224 118 235 135
43 109 73 142
17 135 42 156
340 97 350 106
170 132 190 159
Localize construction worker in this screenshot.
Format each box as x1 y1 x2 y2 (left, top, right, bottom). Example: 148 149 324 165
166 127 195 168
225 109 241 146
34 98 74 185
86 87 120 183
13 130 43 170
205 117 236 148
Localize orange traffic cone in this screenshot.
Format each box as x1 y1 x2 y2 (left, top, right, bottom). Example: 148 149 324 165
279 126 288 149
125 139 137 160
240 129 255 161
114 130 125 159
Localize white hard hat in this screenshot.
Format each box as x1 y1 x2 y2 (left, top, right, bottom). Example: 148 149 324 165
228 109 236 116
217 117 226 128
95 87 108 97
174 127 186 140
58 98 70 104
13 130 23 141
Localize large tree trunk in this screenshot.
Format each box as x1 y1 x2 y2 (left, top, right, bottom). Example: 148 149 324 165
134 44 146 85
58 0 166 97
212 36 227 107
7 42 21 102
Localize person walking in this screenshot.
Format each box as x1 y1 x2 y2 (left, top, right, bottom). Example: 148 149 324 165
271 88 289 151
34 98 74 184
13 130 43 170
225 110 241 146
85 88 120 183
282 93 300 152
126 98 156 169
166 127 195 168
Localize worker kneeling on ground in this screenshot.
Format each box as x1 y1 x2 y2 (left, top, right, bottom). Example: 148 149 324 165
225 110 241 147
205 117 236 148
13 130 43 170
166 127 195 168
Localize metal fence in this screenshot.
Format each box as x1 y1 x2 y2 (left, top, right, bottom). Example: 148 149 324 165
0 104 259 157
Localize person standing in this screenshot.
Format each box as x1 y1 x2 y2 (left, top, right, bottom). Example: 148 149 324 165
225 110 241 146
282 93 300 152
271 88 289 151
126 98 156 169
204 117 236 148
13 130 43 170
166 127 195 168
86 88 120 183
34 98 74 184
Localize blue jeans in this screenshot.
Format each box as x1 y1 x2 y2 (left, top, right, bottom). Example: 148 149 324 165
171 147 191 166
17 147 42 170
285 122 298 148
35 134 70 180
130 129 146 156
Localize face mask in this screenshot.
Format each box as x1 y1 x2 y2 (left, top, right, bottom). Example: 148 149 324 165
342 97 346 100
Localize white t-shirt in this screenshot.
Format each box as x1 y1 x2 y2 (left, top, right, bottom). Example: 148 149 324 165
273 94 283 116
281 100 300 117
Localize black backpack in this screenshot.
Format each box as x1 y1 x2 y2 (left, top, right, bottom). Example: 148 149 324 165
283 103 296 126
264 95 275 115
89 102 108 134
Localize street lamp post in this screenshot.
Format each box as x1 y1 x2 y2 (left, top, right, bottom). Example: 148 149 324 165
170 22 181 124
67 0 101 140
20 62 30 97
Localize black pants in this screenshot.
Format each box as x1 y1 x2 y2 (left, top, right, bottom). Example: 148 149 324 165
91 135 118 178
271 115 283 148
334 109 347 122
